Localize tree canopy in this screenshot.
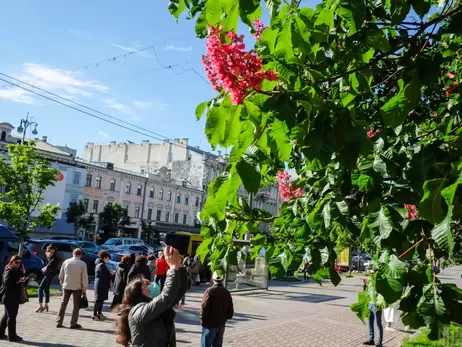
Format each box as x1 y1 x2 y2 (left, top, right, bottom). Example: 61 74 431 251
169 0 462 339
65 201 95 237
0 142 60 241
99 202 130 237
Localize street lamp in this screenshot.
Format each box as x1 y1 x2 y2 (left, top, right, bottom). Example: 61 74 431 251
17 112 38 143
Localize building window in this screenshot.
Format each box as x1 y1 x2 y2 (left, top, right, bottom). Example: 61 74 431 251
194 217 198 225
174 213 179 223
195 196 200 207
137 185 142 196
92 200 99 214
134 206 140 218
183 213 187 224
167 191 172 201
147 208 152 220
165 211 170 222
0 131 5 141
73 172 80 185
124 205 130 216
156 210 162 221
70 194 78 203
85 174 92 187
108 202 113 207
159 189 164 200
95 176 102 189
126 183 131 194
176 194 181 203
184 195 189 205
110 179 116 191
149 187 154 198
182 181 187 187
83 198 89 212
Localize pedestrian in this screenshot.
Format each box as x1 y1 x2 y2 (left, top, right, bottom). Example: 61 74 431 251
384 302 399 331
56 248 88 329
36 244 58 313
0 255 29 342
114 246 183 347
176 255 191 308
363 269 383 347
303 262 309 282
147 254 157 282
190 256 201 286
111 255 129 309
128 255 151 283
200 272 234 347
128 253 136 268
155 252 168 290
93 250 112 321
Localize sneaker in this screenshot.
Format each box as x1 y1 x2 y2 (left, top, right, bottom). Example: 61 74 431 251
9 336 23 342
92 315 101 321
376 344 383 347
385 326 396 331
69 324 82 329
56 323 64 328
0 334 7 339
99 313 107 320
363 342 375 346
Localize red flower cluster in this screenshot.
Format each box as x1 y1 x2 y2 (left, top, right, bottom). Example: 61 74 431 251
367 128 380 139
202 26 278 104
447 72 455 79
277 171 303 202
252 19 265 41
446 82 458 96
404 204 419 221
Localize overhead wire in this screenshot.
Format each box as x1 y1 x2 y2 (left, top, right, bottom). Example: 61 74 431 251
0 75 203 153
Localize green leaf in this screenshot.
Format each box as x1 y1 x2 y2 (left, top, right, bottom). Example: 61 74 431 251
412 0 431 18
376 255 406 304
236 146 262 193
195 238 213 263
390 0 411 24
373 156 387 175
351 291 371 322
329 267 341 286
239 0 262 27
369 206 393 242
274 20 294 61
315 9 334 31
358 174 374 192
419 178 446 225
195 101 209 121
335 0 366 36
168 0 186 20
431 211 454 255
195 9 208 38
205 98 242 147
264 0 281 16
417 283 447 319
269 119 292 162
381 78 421 128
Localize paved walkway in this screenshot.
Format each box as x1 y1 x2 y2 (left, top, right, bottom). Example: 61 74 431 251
3 266 461 347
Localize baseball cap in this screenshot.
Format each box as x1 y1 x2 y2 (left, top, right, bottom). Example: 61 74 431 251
212 271 223 281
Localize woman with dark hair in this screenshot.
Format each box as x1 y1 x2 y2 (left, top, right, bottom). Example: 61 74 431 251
114 246 188 347
111 255 130 309
0 255 29 342
93 250 111 321
128 255 151 282
147 254 157 282
35 244 58 313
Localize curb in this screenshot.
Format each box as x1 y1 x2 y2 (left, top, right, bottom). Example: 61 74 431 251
27 291 62 298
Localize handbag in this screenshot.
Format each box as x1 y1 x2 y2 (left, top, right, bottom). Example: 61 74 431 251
79 294 88 309
41 266 49 276
19 285 29 305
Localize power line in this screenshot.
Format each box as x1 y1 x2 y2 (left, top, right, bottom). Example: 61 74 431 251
0 32 193 90
0 72 170 139
0 76 201 153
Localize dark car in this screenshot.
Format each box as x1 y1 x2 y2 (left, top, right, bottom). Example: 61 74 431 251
25 239 97 275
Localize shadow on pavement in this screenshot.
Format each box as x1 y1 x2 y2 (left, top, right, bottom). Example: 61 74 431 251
234 289 346 303
18 342 76 347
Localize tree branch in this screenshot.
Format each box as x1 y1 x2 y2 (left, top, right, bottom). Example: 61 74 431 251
316 3 462 84
398 237 425 259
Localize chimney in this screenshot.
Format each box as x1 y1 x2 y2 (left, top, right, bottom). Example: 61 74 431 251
110 141 116 144
182 138 189 146
34 138 39 141
194 146 200 149
142 140 149 144
42 136 48 143
217 150 222 156
174 138 180 143
86 142 94 146
163 139 169 143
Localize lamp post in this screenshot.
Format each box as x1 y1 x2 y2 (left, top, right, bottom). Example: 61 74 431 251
17 112 38 143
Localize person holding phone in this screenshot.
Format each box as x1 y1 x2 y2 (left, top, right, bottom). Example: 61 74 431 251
0 255 29 342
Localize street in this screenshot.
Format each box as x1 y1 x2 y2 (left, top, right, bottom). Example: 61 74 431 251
3 267 452 347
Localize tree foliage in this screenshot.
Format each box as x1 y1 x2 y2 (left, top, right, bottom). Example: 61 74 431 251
0 142 60 241
65 201 95 237
170 0 462 338
99 202 130 236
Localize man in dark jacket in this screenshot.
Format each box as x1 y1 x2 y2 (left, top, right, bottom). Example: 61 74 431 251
200 272 233 347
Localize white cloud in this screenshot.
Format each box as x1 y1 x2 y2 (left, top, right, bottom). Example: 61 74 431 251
133 101 152 110
0 88 34 104
111 41 153 57
111 43 138 53
102 98 141 120
98 131 109 137
163 45 193 52
151 101 170 111
68 29 83 35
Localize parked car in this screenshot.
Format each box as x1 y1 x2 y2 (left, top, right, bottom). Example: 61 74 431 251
100 237 144 250
0 225 44 281
74 240 101 255
24 239 98 275
105 252 127 274
113 244 154 255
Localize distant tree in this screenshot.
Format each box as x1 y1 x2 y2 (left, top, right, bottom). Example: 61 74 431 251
0 142 60 250
65 201 95 237
141 220 159 245
99 202 130 237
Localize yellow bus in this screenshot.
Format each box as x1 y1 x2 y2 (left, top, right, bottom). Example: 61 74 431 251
165 231 203 256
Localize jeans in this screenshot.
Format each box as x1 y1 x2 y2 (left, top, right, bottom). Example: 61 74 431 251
156 275 166 291
201 327 225 347
368 304 383 345
38 277 51 304
0 302 19 339
93 300 104 316
57 290 82 327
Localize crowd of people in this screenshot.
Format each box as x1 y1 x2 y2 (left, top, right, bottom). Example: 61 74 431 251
0 245 234 347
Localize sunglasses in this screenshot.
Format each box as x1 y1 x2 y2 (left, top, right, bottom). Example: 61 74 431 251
13 261 22 264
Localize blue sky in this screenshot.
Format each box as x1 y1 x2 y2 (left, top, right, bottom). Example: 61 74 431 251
0 0 322 156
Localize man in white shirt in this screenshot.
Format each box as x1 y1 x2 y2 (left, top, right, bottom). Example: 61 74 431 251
56 248 88 329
